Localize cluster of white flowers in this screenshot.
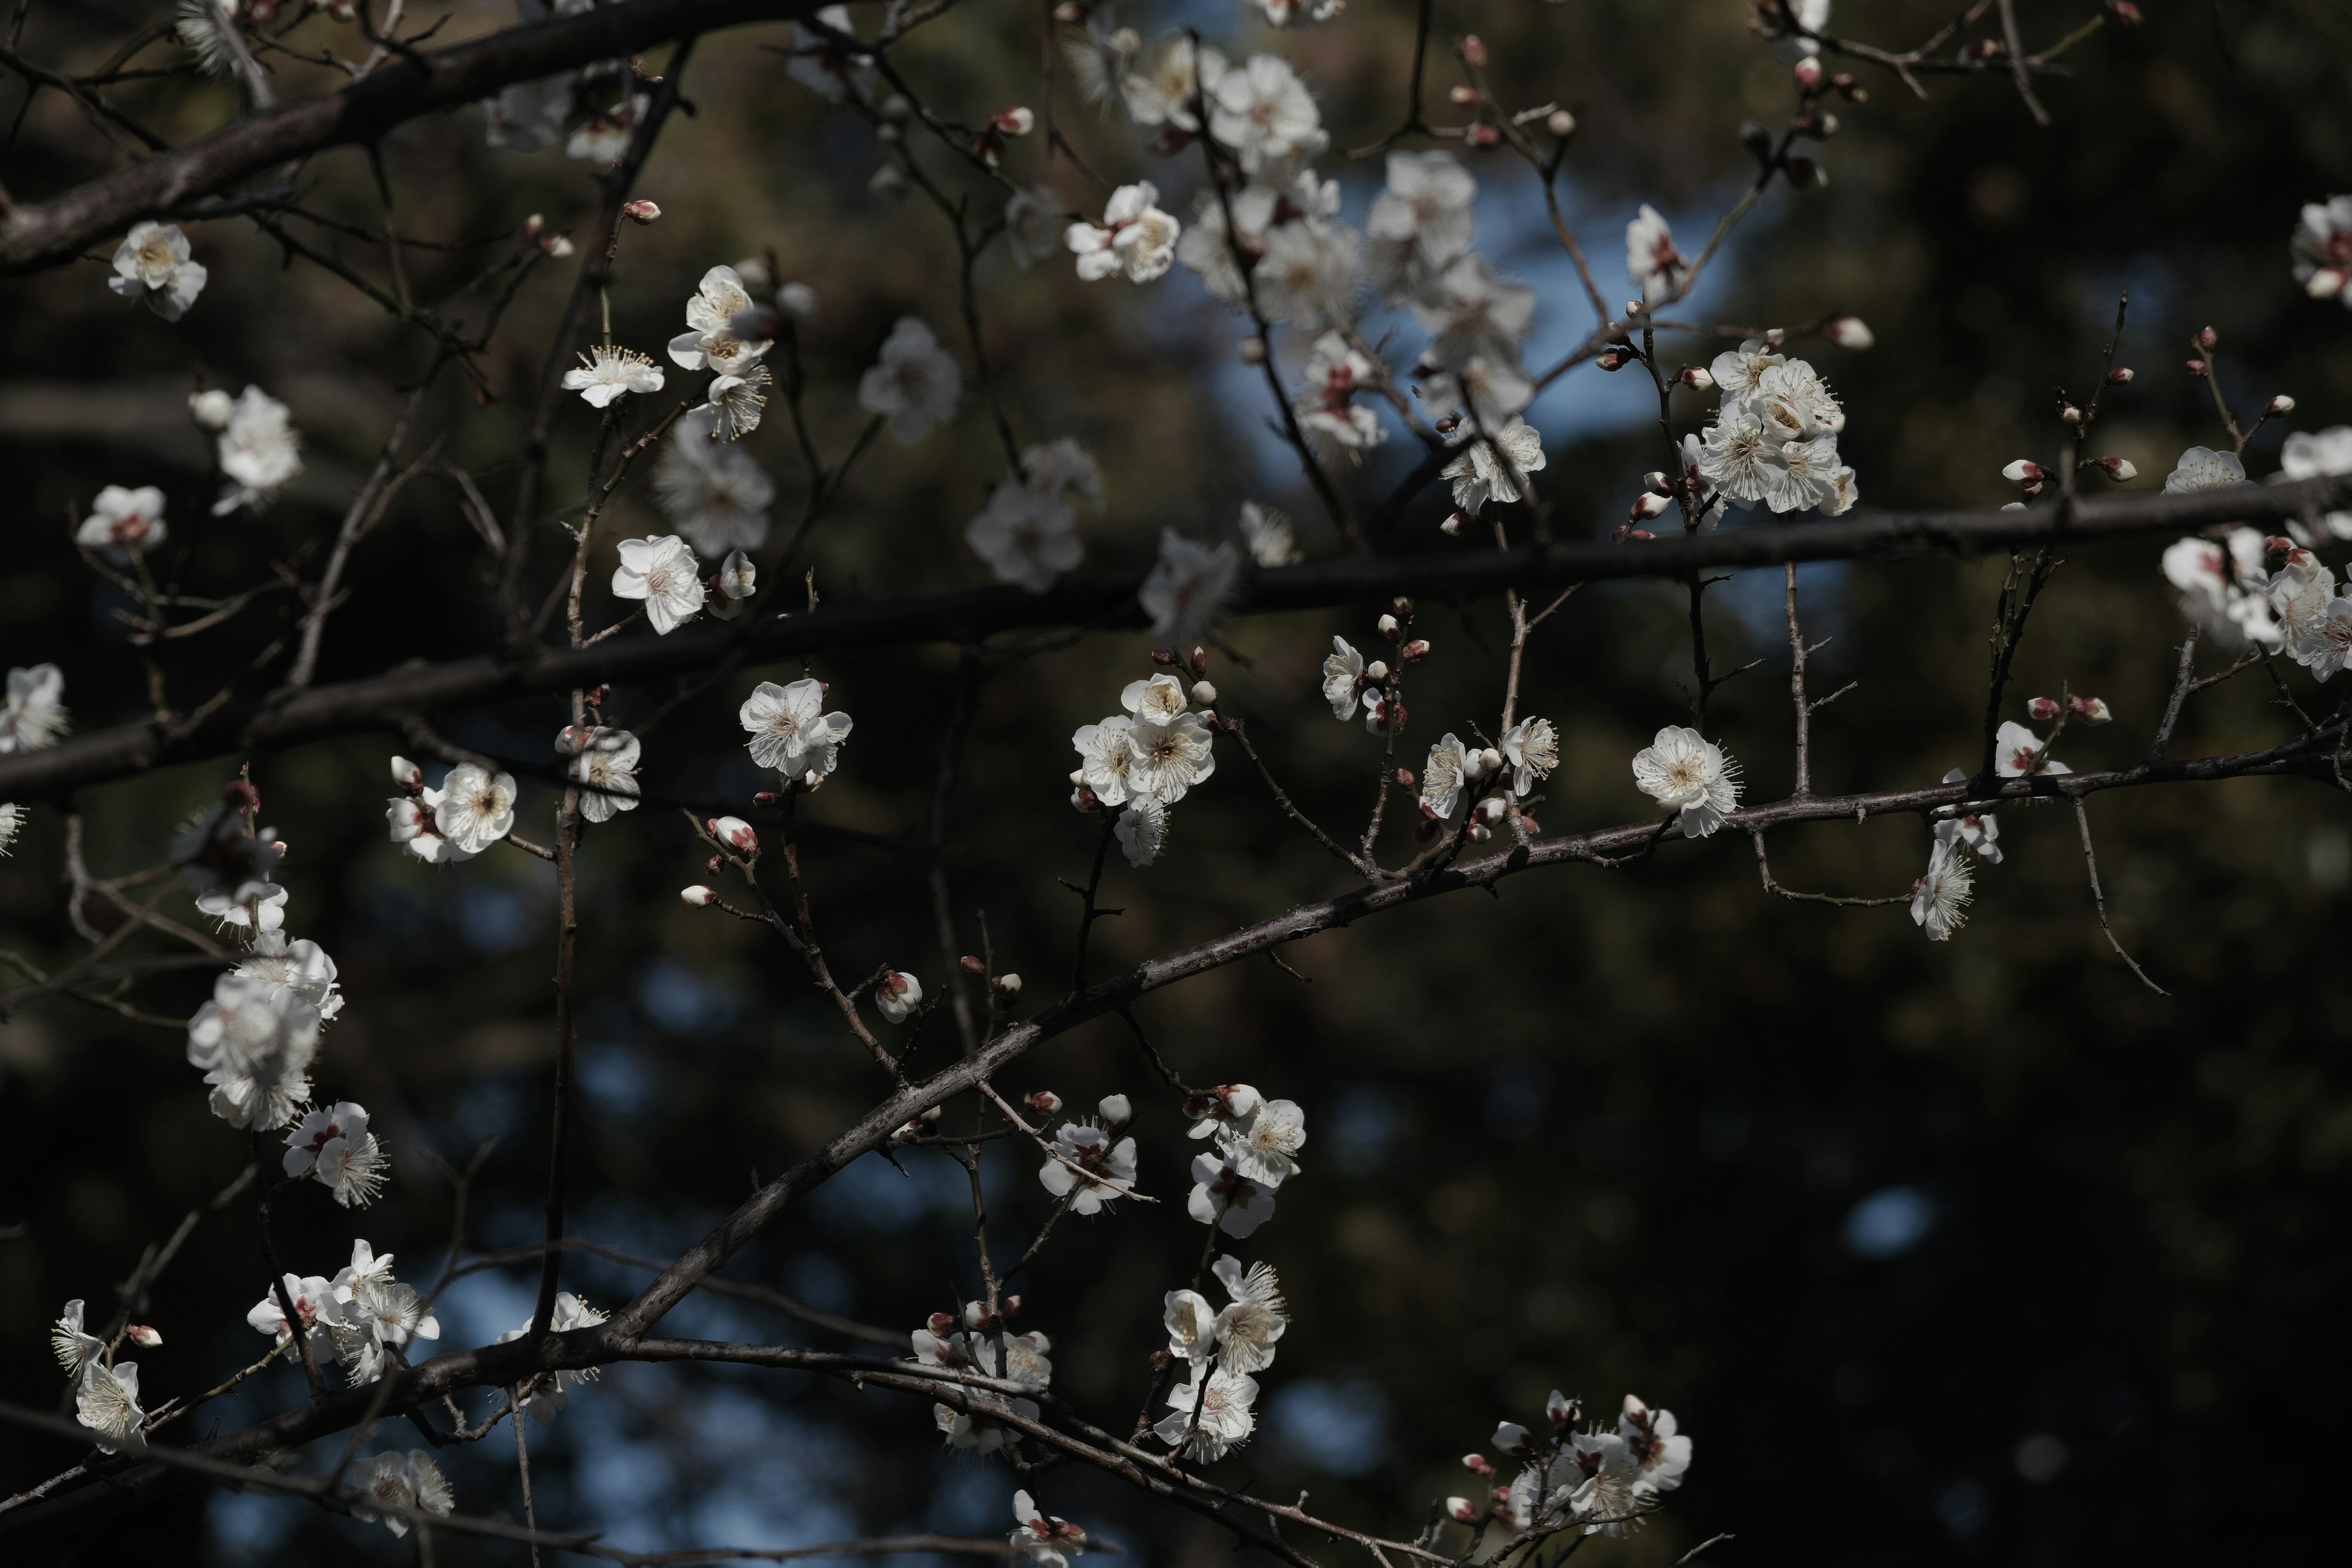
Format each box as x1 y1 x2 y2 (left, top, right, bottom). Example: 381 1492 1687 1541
1693 339 1858 516
478 0 650 164
347 1448 455 1537
1156 1253 1289 1460
1467 1392 1693 1539
1069 671 1219 867
50 1298 153 1448
494 1291 611 1422
1419 717 1558 838
1183 1083 1303 1240
246 1239 442 1385
1631 726 1741 838
739 677 854 790
1037 1093 1139 1213
194 385 304 516
910 1299 1052 1452
2155 435 2352 676
386 755 518 862
968 438 1105 592
2293 194 2352 305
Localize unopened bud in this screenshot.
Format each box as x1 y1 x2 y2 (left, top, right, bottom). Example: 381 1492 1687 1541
2198 325 2218 350
1680 366 1715 391
1098 1093 1132 1130
1447 1498 1479 1524
621 198 661 224
681 884 716 907
127 1325 162 1348
1596 349 1629 372
1460 33 1487 66
1191 680 1218 706
960 954 987 975
1643 470 1673 496
1399 638 1430 662
2307 267 2349 300
2068 694 2113 723
190 388 235 429
1831 72 1866 101
1440 511 1467 536
992 106 1035 136
1462 749 1489 780
2000 458 2046 488
1447 84 1483 107
1548 1389 1580 1428
1782 154 1826 190
1739 122 1772 159
2266 394 2296 416
1631 491 1673 522
1392 595 1415 619
1071 782 1102 813
929 1311 956 1336
1363 660 1389 683
1793 56 1825 92
1189 645 1210 676
390 755 422 790
1494 1421 1534 1455
2106 0 2142 20
1025 1090 1063 1114
2059 402 2084 427
542 234 576 258
708 816 758 852
1478 790 1506 820
1466 122 1501 148
1463 1453 1496 1476
1545 108 1576 137
1001 1294 1022 1317
1378 612 1401 639
706 855 723 875
2187 360 2207 377
2106 366 2135 385
2027 696 2060 722
990 972 1023 1001
2090 456 2137 481
1823 315 1874 351
1611 524 1655 543
753 790 782 809
1395 768 1414 788
523 213 545 237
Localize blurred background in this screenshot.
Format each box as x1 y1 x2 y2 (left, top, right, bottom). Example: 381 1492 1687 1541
3 0 2351 1562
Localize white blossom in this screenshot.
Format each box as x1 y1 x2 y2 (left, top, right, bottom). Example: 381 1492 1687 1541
1992 720 2071 778
1039 1124 1139 1213
283 1101 387 1208
51 1300 104 1376
1421 354 1535 428
858 317 962 442
1414 254 1536 371
612 533 707 635
2275 426 2352 541
1501 717 1559 796
1065 10 1141 113
331 1240 441 1384
1366 150 1477 303
1253 219 1360 330
876 970 924 1022
739 677 853 785
562 344 665 408
348 1449 454 1536
1321 636 1366 720
1115 795 1169 867
75 1360 143 1445
1295 331 1386 456
1125 710 1218 802
483 75 572 150
1187 1084 1264 1138
1153 1365 1258 1460
0 664 67 753
968 481 1082 592
1139 529 1242 649
1933 779 2004 865
108 221 206 320
667 265 772 374
1072 715 1139 807
1023 437 1107 509
432 763 518 853
1631 726 1740 838
566 93 647 162
559 725 642 821
246 1273 341 1349
1248 0 1341 25
2287 595 2352 679
784 6 873 102
1208 1254 1288 1373
494 1292 610 1422
213 386 303 514
195 879 285 934
1910 840 1972 942
387 784 474 864
1238 501 1299 567
233 930 344 1021
1217 1097 1305 1187
1625 204 1689 304
1164 1288 1220 1363
1123 673 1189 725
1189 1153 1278 1235
186 970 320 1130
1566 1431 1651 1536
1006 184 1066 269
1422 733 1468 818
1441 418 1547 514
1707 339 1786 402
1121 34 1224 131
2291 195 2352 305
2163 445 2250 496
1066 181 1182 284
78 485 168 559
1619 1395 1692 1493
0 802 23 858
2160 529 2281 647
1210 53 1327 181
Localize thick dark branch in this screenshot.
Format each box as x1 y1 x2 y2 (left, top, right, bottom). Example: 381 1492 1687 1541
4 475 2345 803
0 0 822 275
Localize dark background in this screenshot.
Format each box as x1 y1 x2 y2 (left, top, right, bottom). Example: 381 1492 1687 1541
3 0 2350 1563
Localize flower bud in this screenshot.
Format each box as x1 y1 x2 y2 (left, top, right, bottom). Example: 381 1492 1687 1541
1447 85 1483 107
2000 459 2046 488
189 388 235 429
1001 1294 1022 1317
1466 123 1501 148
1822 315 1873 351
1739 121 1772 159
2198 325 2218 350
1793 56 1825 92
2106 366 2135 385
1239 336 1267 365
1189 646 1210 677
541 234 576 258
681 884 716 907
1400 638 1431 662
928 1311 957 1336
1643 470 1673 496
1611 524 1655 543
1477 794 1507 821
706 855 724 875
1631 491 1673 522
127 1325 162 1348
1463 1453 1496 1476
621 199 661 224
2187 359 2207 377
1596 349 1629 372
992 106 1035 136
878 970 924 1022
2266 394 2296 417
1447 1498 1479 1525
1460 33 1487 66
1378 612 1401 639
1461 749 1488 780
2059 402 2084 427
1395 768 1415 787
1440 511 1467 536
2107 0 2142 20
708 816 758 853
1680 366 1716 391
1548 1389 1580 1428
1363 660 1389 683
2090 456 2137 481
1393 595 1415 619
1782 155 1826 190
1026 1090 1063 1115
1831 72 1866 100
2027 696 2060 722
1545 108 1576 137
389 755 422 791
990 972 1023 1003
2068 694 2113 723
1071 782 1102 813
2307 267 2349 300
1099 1093 1132 1130
1494 1421 1533 1454
1150 646 1180 666
523 213 545 238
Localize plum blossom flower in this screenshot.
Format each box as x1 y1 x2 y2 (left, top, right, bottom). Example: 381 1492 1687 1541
186 970 320 1131
1991 720 2071 778
1210 54 1327 180
1165 1289 1220 1362
247 1272 341 1350
1124 673 1189 724
1121 33 1223 130
2292 195 2352 305
611 534 707 635
701 364 772 442
1422 733 1468 819
331 1240 441 1384
1501 717 1558 795
858 317 962 442
1422 354 1535 428
0 802 24 858
1253 219 1360 330
1010 1490 1088 1568
1708 338 1785 401
1072 716 1139 807
1618 1395 1692 1493
109 221 206 320
0 665 67 753
1115 794 1169 867
1207 1254 1288 1373
968 481 1082 592
2275 426 2352 541
78 486 168 559
1934 780 2004 865
2286 595 2352 679
1441 418 1547 515
557 725 641 821
51 1300 104 1376
1153 1365 1258 1460
1366 150 1476 303
1140 529 1242 649
667 265 772 375
567 93 647 162
1321 637 1366 720
876 970 924 1022
1005 184 1066 269
1187 1084 1264 1137
562 344 665 408
785 5 874 102
2164 445 2251 497
234 931 344 1022
1217 1097 1304 1187
1910 840 1972 942
1566 1431 1651 1536
213 386 303 514
739 678 853 785
2161 529 2281 647
1631 726 1740 838
348 1449 454 1536
75 1360 143 1445
1238 501 1299 567
1295 331 1386 456
655 412 774 556
1125 709 1218 803
284 1101 388 1208
432 763 518 854
1023 437 1107 509
1066 182 1182 284
483 75 571 149
197 880 286 933
1625 204 1689 304
1414 254 1536 371
1039 1123 1139 1213
1189 1154 1278 1236
387 780 474 864
494 1292 610 1422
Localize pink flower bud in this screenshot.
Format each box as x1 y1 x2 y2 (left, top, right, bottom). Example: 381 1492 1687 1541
2027 697 2060 722
1460 33 1487 65
2001 459 2046 488
1611 524 1655 543
1822 315 1873 350
1463 1453 1496 1476
1400 638 1431 662
2068 694 2113 723
681 885 716 906
2307 267 2349 300
1643 470 1673 496
1071 782 1102 812
1832 72 1867 101
2198 325 2218 350
960 954 987 975
1447 85 1483 107
929 1311 956 1336
1395 768 1415 787
991 972 1023 1001
127 1325 162 1348
390 755 423 791
523 213 545 238
1631 491 1673 521
1680 366 1715 391
1447 1498 1479 1525
1440 511 1468 535
1793 56 1825 92
992 106 1035 136
2187 359 2207 377
1378 613 1401 639
1466 123 1501 148
2266 394 2296 416
2091 456 2137 481
621 199 661 224
709 816 758 852
2059 402 2084 426
2106 366 2135 385
1597 349 1629 371
1494 1421 1533 1454
2107 0 2142 20
1026 1090 1063 1114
